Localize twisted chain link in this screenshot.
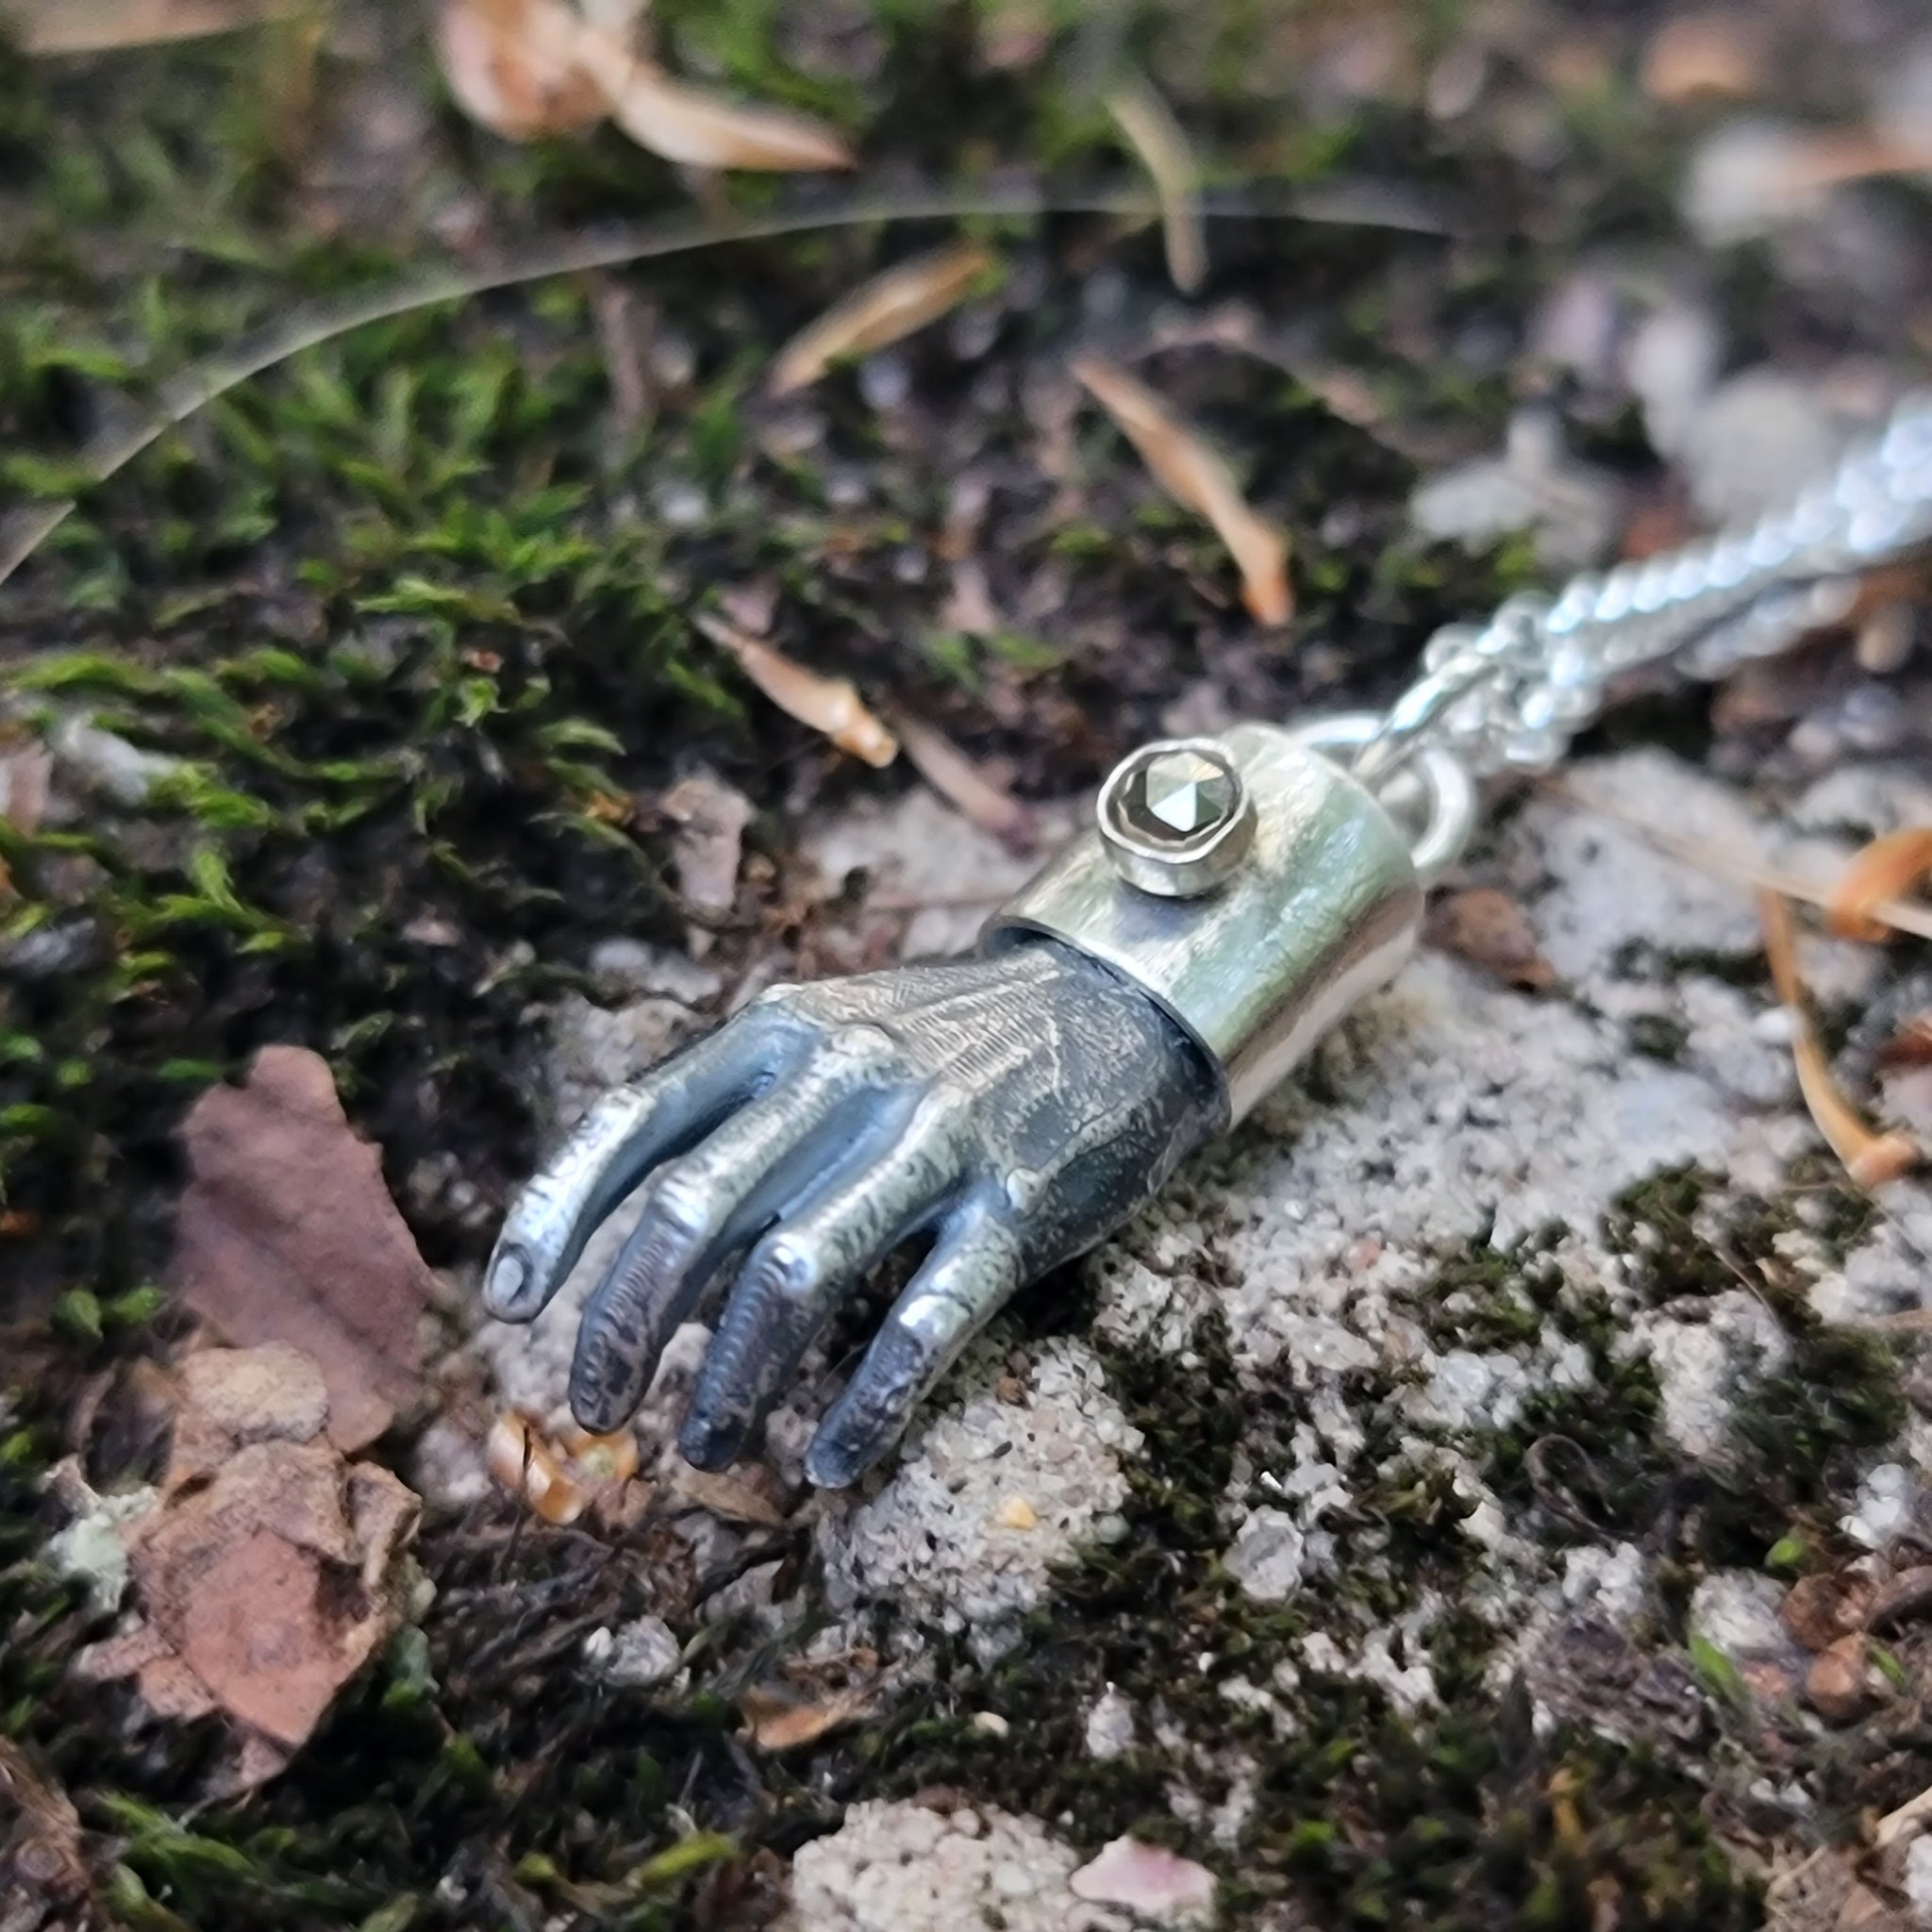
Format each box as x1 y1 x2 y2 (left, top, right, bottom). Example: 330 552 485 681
1356 389 1932 783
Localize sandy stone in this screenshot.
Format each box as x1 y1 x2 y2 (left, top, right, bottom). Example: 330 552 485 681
820 1339 1139 1644
780 1801 1125 1932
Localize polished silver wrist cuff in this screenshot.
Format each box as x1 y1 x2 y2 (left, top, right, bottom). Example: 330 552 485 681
985 718 1474 1124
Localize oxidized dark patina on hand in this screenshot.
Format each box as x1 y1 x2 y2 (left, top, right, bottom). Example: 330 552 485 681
485 939 1222 1488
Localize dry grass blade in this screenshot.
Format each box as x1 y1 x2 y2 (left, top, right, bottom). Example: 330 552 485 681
580 26 855 172
1106 74 1207 293
769 242 994 395
1826 826 1932 943
696 614 896 767
1757 889 1918 1190
1534 778 1932 941
891 709 1036 848
6 0 296 54
435 0 606 142
1072 354 1291 626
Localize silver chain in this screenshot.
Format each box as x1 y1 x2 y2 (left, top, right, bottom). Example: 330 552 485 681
1353 389 1932 788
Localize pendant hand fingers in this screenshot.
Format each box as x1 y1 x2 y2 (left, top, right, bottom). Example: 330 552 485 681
568 1061 869 1432
485 1015 790 1323
678 1099 963 1471
803 1213 1023 1490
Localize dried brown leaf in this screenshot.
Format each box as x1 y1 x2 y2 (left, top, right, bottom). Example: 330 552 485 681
697 614 896 766
769 242 994 395
172 1046 435 1452
739 1683 874 1753
1826 826 1932 944
0 1740 90 1921
435 0 606 142
1072 355 1291 626
79 1433 417 1784
1757 890 1919 1190
891 710 1035 848
1424 887 1556 989
1106 75 1206 293
6 0 294 54
580 27 855 173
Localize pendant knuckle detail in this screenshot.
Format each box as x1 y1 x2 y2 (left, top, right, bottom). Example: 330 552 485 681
986 723 1425 1123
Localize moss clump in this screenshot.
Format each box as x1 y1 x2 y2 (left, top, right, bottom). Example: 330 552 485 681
859 1307 1757 1930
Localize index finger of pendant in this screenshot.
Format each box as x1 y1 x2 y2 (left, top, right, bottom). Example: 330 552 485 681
484 1014 790 1324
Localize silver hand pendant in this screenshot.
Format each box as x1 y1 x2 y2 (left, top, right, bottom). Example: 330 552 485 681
486 721 1468 1486
488 391 1932 1485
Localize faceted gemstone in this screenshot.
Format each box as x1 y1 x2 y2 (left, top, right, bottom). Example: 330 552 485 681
1124 750 1235 843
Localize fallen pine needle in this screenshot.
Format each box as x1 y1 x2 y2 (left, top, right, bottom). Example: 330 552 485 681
1826 825 1932 943
1757 889 1918 1190
1072 354 1291 626
8 0 297 54
769 241 995 395
1106 74 1207 293
579 26 855 173
1534 779 1932 941
696 614 897 767
891 709 1036 847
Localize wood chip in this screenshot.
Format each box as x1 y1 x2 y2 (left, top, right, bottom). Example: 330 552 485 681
670 1464 787 1528
580 26 854 173
769 242 995 396
1878 1015 1932 1071
5 0 293 54
435 0 607 142
486 1411 641 1526
172 1047 435 1453
1757 890 1919 1190
1825 826 1932 944
1072 354 1291 626
891 710 1035 848
739 1683 874 1753
1424 887 1556 989
696 614 896 767
1106 75 1207 293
